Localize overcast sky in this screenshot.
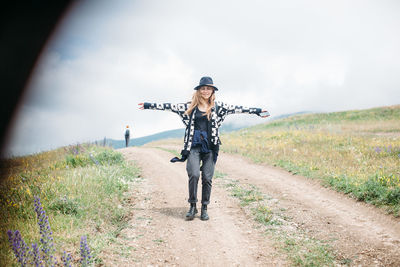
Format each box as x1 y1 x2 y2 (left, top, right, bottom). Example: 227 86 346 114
4 0 400 156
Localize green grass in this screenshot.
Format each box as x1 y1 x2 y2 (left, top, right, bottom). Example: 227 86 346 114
257 105 400 131
214 170 227 179
0 144 141 266
278 233 335 267
228 183 263 206
222 105 400 216
253 204 274 225
154 147 180 157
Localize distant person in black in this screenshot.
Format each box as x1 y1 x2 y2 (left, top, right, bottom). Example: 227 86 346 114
125 125 130 147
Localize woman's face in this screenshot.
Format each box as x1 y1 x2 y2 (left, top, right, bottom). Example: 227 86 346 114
199 86 214 101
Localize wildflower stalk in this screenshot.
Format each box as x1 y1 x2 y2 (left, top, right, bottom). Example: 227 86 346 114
7 230 29 266
34 196 56 266
61 251 72 267
31 243 43 267
80 235 92 266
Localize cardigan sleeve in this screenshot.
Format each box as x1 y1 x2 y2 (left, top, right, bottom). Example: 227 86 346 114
143 102 190 126
216 101 262 116
143 102 188 114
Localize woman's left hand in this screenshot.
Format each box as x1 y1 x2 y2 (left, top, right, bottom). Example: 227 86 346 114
259 110 270 118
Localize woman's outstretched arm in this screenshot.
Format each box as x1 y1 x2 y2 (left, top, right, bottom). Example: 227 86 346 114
217 102 270 118
138 102 188 114
138 102 190 126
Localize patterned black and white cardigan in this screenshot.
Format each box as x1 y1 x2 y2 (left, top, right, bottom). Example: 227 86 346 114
143 101 262 158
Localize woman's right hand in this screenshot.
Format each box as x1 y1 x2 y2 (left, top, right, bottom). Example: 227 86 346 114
138 103 144 110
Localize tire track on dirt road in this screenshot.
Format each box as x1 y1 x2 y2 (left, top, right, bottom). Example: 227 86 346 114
119 147 286 266
216 152 400 266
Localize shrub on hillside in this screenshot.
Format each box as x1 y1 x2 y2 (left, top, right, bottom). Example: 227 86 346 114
65 146 123 168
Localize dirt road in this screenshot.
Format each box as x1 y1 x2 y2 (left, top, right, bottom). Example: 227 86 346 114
117 145 400 266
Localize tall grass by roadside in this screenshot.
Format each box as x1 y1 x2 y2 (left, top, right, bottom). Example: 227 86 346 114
0 144 141 266
222 105 400 216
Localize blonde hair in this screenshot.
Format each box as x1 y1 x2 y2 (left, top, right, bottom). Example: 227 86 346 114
185 87 215 120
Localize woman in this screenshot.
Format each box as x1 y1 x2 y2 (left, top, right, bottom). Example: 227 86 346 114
139 76 269 221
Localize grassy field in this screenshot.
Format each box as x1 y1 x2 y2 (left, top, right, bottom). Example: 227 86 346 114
0 144 141 266
221 105 400 216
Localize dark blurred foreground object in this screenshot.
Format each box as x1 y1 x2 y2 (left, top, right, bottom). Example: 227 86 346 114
0 1 72 156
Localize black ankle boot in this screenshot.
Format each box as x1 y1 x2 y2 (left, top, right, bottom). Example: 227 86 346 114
200 204 209 221
186 203 197 220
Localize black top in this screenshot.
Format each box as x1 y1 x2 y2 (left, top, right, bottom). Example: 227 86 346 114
194 107 208 131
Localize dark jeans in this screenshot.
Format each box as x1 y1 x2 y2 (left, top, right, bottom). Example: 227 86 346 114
125 136 129 147
186 146 215 205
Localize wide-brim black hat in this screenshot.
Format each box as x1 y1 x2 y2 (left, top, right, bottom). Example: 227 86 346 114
194 76 218 91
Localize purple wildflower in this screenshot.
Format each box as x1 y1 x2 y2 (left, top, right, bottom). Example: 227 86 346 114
61 251 72 267
34 196 55 266
374 147 381 153
31 243 43 267
80 235 92 266
7 230 29 266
